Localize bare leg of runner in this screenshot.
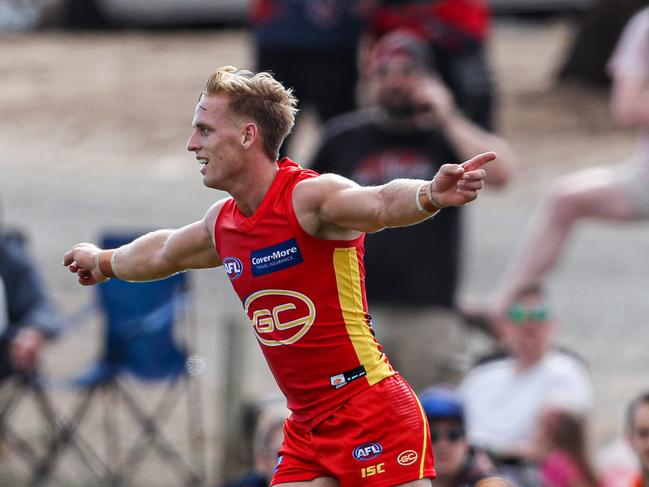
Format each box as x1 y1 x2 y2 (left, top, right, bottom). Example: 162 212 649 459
473 166 640 335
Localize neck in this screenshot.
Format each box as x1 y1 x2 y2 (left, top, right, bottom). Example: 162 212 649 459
515 354 543 372
229 155 279 217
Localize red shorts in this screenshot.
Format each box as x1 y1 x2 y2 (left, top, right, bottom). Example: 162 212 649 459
272 374 435 487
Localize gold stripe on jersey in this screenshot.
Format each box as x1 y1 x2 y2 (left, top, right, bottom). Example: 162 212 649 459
333 247 393 386
414 394 430 478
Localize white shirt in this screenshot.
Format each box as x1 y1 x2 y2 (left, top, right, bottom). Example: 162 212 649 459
458 351 594 453
608 6 649 168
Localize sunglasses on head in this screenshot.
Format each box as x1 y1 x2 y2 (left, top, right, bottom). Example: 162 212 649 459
507 304 549 325
429 426 464 443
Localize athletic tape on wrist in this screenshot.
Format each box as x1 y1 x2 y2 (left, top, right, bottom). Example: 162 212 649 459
98 250 117 279
416 182 439 213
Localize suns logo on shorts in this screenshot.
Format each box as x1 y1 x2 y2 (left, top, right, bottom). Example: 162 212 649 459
223 257 243 280
244 289 316 346
352 442 383 461
397 450 418 466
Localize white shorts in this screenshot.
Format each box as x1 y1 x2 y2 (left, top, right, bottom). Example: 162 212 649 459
612 158 649 217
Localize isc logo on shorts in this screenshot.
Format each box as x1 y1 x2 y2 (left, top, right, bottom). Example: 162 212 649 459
223 257 243 280
352 442 383 461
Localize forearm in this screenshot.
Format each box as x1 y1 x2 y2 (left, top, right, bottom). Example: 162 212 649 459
373 179 440 231
99 230 180 282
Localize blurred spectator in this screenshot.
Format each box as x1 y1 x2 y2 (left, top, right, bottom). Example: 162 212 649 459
0 212 61 379
365 0 496 130
596 436 638 487
536 406 599 487
625 391 649 487
458 284 593 487
250 0 364 154
219 406 287 487
310 29 512 389
463 5 649 326
419 385 508 487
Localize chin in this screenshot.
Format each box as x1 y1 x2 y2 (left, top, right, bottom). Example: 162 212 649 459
202 173 221 189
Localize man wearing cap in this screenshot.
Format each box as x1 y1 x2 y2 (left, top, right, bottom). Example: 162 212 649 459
419 386 507 487
458 284 593 487
310 29 513 390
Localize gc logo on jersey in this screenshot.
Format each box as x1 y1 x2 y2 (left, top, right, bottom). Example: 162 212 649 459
244 289 316 346
223 257 243 280
353 442 383 461
397 450 418 466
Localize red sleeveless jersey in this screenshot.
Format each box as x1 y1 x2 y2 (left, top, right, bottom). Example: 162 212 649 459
215 158 395 429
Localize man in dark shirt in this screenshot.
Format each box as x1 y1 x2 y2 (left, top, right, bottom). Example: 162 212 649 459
250 0 363 154
0 226 61 379
311 30 513 389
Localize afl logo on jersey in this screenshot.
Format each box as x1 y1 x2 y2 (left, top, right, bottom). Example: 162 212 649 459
244 289 316 346
353 442 383 461
223 257 243 280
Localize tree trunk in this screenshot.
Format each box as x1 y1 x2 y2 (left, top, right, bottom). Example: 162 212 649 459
558 0 649 87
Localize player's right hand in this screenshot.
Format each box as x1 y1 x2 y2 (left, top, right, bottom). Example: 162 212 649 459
63 243 109 286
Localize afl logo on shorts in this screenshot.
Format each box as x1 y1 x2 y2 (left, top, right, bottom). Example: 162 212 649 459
353 442 383 461
244 289 316 347
397 450 418 466
223 257 243 280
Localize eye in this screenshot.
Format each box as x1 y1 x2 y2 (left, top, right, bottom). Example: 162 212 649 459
200 127 210 136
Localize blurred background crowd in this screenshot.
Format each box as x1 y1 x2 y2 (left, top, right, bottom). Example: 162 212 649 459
0 0 648 486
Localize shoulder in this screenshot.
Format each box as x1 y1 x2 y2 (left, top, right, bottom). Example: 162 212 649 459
544 350 590 377
625 7 649 36
609 7 649 74
460 356 513 389
293 173 359 205
205 197 232 231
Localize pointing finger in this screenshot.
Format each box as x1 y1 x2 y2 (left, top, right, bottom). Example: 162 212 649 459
460 152 497 172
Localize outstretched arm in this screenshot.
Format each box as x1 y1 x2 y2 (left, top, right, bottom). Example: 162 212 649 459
63 200 225 286
295 152 496 239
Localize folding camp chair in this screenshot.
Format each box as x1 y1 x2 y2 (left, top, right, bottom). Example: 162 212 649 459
0 228 110 485
37 232 206 486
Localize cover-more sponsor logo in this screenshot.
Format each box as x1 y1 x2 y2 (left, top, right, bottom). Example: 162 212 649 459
352 442 383 461
223 256 243 280
361 463 385 478
397 450 418 466
250 238 303 276
244 289 316 346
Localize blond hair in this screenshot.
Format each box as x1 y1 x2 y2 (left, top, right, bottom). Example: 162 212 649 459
203 66 298 160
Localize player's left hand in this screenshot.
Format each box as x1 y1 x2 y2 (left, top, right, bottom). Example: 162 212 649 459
430 152 497 208
10 328 45 372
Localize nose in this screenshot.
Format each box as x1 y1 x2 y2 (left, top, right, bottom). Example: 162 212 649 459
186 129 200 152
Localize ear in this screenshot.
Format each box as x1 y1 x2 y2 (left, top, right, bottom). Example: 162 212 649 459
241 123 258 149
